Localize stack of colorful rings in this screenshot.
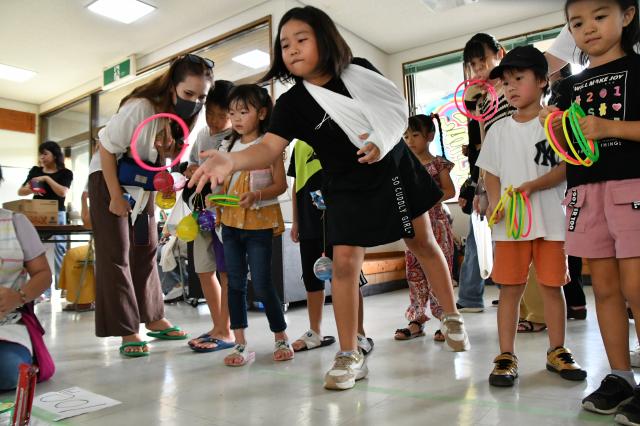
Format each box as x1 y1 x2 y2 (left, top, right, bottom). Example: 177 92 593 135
207 194 240 207
454 79 499 122
544 102 599 167
487 186 532 240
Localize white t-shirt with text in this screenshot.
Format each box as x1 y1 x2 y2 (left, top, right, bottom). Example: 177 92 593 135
476 116 566 242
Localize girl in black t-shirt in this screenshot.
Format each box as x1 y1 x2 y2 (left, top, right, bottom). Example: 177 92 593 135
191 6 469 391
540 0 640 418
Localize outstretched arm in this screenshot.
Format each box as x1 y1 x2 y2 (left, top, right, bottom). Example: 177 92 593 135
189 132 289 193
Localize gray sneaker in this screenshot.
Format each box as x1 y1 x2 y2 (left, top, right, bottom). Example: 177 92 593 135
324 350 368 390
442 313 471 352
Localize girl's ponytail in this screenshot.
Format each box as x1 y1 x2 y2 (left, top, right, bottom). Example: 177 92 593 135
430 113 446 160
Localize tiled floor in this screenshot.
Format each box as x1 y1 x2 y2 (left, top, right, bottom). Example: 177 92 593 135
1 285 632 425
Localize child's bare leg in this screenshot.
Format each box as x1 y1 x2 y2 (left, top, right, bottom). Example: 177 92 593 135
538 284 566 349
498 284 526 354
589 258 630 370
620 258 640 357
332 245 366 352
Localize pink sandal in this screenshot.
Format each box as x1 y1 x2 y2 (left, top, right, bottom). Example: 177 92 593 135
224 344 255 367
273 340 294 362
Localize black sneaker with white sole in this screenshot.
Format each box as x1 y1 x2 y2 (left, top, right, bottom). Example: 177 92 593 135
615 387 640 425
582 374 634 414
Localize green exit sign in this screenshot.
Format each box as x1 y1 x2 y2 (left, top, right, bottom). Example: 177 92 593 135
103 56 136 88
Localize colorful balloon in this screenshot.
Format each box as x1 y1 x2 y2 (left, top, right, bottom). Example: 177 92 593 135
176 215 199 242
153 171 174 194
313 256 333 281
171 172 187 191
155 191 176 209
29 180 46 195
198 209 216 231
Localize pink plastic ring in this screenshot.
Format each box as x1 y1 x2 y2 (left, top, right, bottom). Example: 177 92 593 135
545 110 581 166
130 113 190 172
462 81 499 121
454 79 499 122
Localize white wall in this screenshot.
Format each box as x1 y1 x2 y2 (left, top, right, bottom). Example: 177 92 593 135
0 98 39 206
387 11 565 89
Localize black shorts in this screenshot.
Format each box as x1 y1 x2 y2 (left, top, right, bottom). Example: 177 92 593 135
299 239 367 292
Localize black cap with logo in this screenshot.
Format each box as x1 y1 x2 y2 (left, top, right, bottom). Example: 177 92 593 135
489 45 548 80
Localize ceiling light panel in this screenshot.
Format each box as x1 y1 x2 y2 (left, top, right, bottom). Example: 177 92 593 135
87 0 155 24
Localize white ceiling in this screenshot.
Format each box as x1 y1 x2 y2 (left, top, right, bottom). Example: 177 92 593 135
0 0 565 106
0 0 267 105
301 0 564 53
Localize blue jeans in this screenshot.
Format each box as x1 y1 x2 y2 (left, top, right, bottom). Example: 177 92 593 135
456 217 485 308
0 342 32 391
222 226 286 333
47 211 67 294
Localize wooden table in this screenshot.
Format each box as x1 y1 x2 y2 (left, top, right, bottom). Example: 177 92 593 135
35 225 92 243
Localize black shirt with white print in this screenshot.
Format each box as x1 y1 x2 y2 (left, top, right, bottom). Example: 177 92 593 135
555 54 640 189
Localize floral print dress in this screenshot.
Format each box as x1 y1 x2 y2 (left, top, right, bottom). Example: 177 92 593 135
404 156 455 323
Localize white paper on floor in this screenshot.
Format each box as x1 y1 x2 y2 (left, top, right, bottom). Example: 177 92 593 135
33 387 121 421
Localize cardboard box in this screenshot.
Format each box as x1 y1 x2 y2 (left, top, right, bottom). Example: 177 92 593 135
3 199 58 225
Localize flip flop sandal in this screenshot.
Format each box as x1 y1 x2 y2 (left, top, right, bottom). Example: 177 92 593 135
146 326 189 340
273 340 294 361
433 329 445 342
394 320 425 340
119 341 149 357
188 333 212 348
224 344 255 367
293 330 336 352
0 401 14 415
190 336 235 353
517 320 547 333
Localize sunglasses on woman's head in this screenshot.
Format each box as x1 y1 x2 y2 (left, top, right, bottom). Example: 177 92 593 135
181 54 214 69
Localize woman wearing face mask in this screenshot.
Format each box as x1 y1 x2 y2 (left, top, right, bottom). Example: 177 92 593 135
87 54 213 356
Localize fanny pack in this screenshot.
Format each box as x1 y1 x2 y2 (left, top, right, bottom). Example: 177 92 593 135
117 156 157 191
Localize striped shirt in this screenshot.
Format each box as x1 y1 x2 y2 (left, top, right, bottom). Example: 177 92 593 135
480 92 515 133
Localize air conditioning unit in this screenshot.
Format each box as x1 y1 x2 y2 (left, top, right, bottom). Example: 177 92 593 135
421 0 479 12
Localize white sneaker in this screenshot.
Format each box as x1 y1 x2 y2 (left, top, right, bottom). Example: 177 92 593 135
357 334 374 356
442 313 471 352
324 350 368 390
163 285 184 303
631 346 640 368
